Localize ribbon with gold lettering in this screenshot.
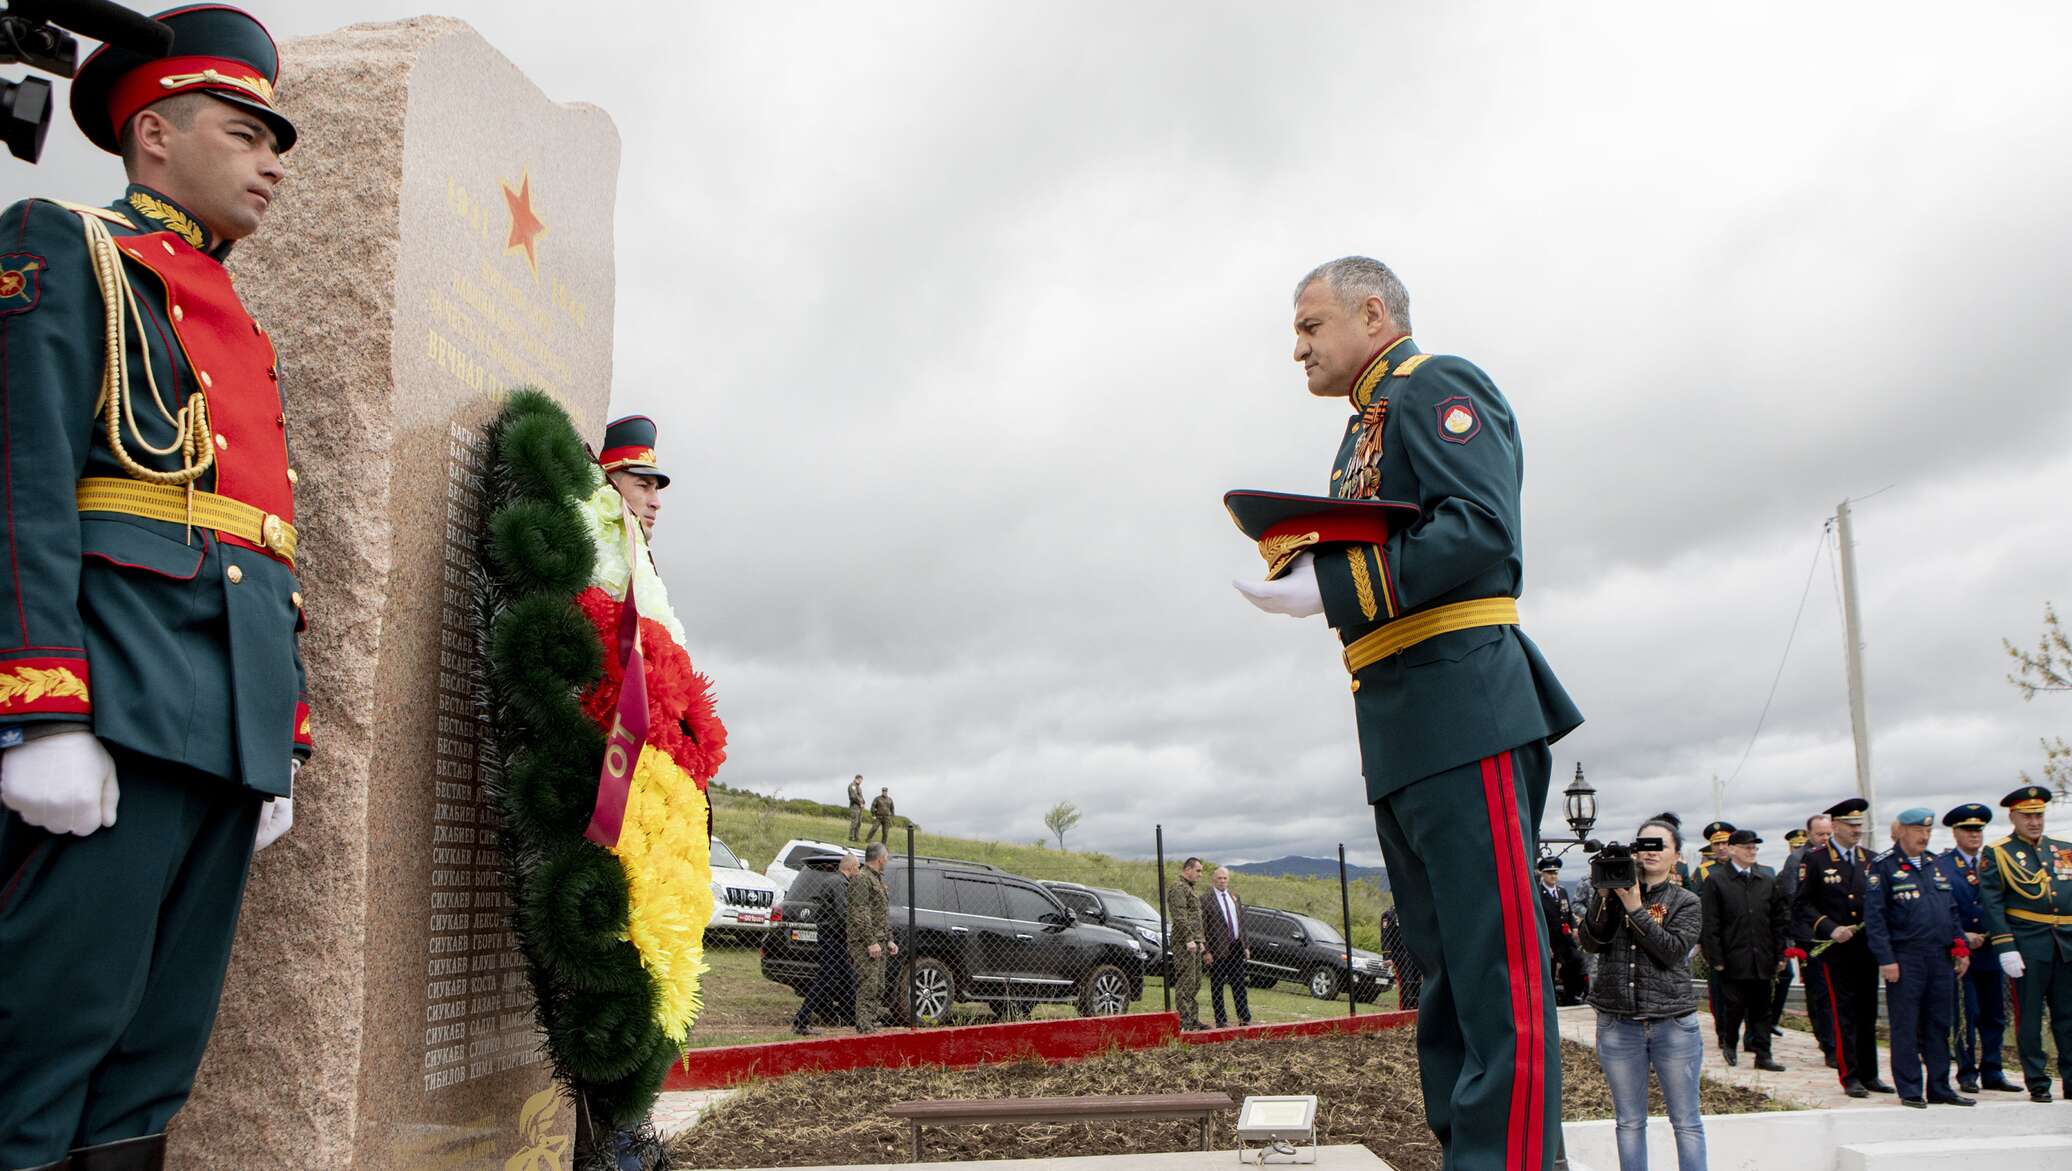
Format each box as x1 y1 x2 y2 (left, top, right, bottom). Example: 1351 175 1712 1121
584 504 649 848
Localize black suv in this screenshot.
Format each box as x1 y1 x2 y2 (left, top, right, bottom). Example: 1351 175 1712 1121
1040 881 1171 975
1241 905 1391 1002
762 857 1148 1025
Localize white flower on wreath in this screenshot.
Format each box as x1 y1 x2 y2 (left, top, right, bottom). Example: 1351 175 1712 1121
579 478 687 646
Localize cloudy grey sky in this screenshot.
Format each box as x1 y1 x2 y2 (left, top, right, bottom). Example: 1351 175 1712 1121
23 2 2071 871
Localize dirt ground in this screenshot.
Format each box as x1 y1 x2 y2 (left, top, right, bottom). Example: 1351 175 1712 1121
666 1029 1785 1170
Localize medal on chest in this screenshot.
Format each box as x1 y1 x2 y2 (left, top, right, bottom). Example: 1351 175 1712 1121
1336 397 1388 500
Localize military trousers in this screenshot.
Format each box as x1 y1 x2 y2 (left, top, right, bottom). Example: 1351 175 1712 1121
867 817 891 844
1170 947 1202 1029
1884 949 1956 1100
1800 952 1836 1060
849 943 887 1031
1809 937 1881 1087
847 803 863 841
0 750 260 1167
1371 742 1559 1171
1952 955 2005 1082
2007 935 2072 1092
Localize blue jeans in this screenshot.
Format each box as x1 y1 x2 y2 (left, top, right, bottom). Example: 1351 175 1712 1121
1595 1011 1706 1171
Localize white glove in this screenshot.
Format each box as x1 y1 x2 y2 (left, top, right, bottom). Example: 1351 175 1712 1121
0 728 119 836
1233 551 1324 618
255 760 299 852
2001 951 2025 979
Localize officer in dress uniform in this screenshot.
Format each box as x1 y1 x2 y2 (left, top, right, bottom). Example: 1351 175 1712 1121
596 414 668 540
1792 798 1894 1097
1864 807 1975 1108
0 9 308 1169
1537 856 1587 1006
1979 785 2072 1102
1230 257 1582 1171
1936 803 2017 1093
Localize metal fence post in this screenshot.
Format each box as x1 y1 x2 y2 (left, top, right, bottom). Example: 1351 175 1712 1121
906 823 917 1024
1338 844 1356 1019
1155 825 1169 1013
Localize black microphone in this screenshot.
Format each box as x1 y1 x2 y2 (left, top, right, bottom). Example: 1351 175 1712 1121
10 0 173 57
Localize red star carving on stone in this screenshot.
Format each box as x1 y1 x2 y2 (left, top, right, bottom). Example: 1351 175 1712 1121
502 171 548 273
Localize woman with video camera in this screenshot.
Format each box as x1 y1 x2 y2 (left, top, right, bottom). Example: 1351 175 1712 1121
1579 816 1708 1171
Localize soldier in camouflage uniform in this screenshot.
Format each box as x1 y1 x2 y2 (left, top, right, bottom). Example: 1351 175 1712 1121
847 774 865 841
868 785 895 843
1166 857 1207 1029
848 841 898 1033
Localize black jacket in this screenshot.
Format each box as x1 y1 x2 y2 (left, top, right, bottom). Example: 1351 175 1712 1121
1580 879 1702 1020
1201 886 1247 960
1700 864 1787 980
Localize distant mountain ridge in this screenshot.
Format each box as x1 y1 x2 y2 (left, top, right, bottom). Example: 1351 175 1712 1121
1230 855 1389 889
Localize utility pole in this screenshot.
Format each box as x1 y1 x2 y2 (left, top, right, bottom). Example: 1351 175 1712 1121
1711 774 1723 823
1834 500 1875 830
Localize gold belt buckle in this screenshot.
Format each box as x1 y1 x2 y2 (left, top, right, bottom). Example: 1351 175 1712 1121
260 513 288 556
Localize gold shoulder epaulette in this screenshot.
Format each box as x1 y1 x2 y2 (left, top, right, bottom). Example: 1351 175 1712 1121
50 200 137 229
1392 353 1435 377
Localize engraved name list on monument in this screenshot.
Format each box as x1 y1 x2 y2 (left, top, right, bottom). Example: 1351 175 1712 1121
421 424 535 1094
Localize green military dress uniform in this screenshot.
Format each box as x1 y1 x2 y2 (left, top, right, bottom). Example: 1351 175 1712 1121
848 865 893 1031
1165 872 1206 1029
1978 786 2072 1098
1230 335 1582 1171
0 9 309 1168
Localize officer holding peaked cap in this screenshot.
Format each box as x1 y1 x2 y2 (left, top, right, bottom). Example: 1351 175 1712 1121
0 7 309 1168
1979 785 2072 1101
1937 802 2019 1093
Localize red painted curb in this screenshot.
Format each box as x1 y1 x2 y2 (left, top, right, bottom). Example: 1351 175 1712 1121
664 1012 1182 1090
664 1009 1418 1090
1178 1010 1416 1044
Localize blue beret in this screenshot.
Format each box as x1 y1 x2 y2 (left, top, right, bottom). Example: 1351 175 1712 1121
1895 807 1934 828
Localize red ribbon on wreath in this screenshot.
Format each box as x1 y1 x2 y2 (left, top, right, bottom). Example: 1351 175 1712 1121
584 505 650 848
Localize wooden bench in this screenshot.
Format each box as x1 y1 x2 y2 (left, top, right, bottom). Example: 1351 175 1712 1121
885 1092 1235 1160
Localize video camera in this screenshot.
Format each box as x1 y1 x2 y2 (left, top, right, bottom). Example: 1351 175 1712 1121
3 0 174 163
1588 836 1666 891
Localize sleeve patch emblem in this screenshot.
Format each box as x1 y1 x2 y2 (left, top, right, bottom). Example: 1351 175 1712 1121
0 252 46 316
1435 394 1481 444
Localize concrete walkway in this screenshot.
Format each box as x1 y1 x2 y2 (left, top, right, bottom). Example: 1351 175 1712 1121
1557 1004 1907 1110
653 1088 737 1137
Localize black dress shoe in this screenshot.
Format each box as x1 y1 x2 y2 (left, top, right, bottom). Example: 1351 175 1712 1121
2031 1088 2054 1103
1844 1079 1869 1098
1981 1075 2023 1092
1770 1026 1784 1037
1959 1078 1980 1093
1899 1097 1927 1109
791 1023 815 1036
1754 1056 1786 1072
67 1135 165 1171
1926 1092 1976 1107
1824 1055 1838 1069
1862 1079 1896 1094
1722 1048 1738 1067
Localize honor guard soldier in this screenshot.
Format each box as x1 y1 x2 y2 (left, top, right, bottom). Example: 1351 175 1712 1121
1936 803 2017 1093
597 414 668 539
1864 808 1975 1107
0 8 308 1169
1230 257 1582 1170
1792 798 1893 1096
1979 785 2072 1102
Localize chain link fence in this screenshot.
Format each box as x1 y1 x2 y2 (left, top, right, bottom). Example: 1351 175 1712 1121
755 826 1406 1036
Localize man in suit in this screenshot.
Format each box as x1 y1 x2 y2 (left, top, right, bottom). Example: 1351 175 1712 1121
1794 798 1892 1096
1231 256 1583 1170
0 9 309 1167
1203 866 1252 1027
1701 830 1789 1069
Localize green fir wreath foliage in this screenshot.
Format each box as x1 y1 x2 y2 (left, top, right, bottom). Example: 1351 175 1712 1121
477 388 671 1130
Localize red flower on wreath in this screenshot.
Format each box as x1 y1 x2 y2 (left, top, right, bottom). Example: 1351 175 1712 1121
574 586 728 786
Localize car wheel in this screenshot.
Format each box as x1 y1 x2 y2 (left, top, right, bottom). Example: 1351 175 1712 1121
1307 966 1340 1000
1078 964 1131 1017
899 957 956 1027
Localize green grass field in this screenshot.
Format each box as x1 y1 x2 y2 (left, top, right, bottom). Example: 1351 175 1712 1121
693 783 1404 1049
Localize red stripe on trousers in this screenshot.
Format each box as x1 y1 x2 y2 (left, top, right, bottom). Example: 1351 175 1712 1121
1481 752 1544 1171
1497 750 1546 1170
1821 963 1848 1080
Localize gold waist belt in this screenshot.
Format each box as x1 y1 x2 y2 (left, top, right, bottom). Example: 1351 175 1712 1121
2007 908 2072 927
77 477 296 566
1343 597 1520 676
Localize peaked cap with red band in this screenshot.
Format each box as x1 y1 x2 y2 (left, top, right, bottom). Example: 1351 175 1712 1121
599 414 670 487
1223 489 1420 579
70 4 295 156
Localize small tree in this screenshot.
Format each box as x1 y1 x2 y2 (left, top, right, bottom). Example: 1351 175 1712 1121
1043 800 1083 851
2004 602 2072 799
